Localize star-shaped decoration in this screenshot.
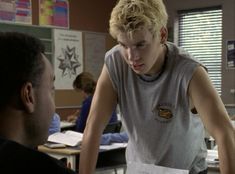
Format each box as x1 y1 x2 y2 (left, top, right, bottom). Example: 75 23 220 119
57 45 81 78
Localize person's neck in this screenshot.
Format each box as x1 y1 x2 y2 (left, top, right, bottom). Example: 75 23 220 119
0 109 34 148
147 43 167 76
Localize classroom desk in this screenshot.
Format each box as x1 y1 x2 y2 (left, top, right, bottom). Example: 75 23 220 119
60 121 76 131
38 145 219 173
207 150 220 174
38 143 127 172
38 145 80 170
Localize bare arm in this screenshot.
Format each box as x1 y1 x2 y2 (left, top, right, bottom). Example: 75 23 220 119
189 66 235 174
79 65 118 174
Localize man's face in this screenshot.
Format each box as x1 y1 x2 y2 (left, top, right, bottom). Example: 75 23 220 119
117 28 164 75
29 55 55 145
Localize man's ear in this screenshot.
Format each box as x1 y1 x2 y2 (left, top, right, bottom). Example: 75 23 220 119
160 27 168 44
20 82 35 113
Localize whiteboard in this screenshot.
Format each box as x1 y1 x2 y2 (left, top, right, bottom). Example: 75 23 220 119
84 32 106 80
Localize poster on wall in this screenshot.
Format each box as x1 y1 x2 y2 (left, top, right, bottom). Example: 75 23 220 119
227 40 235 68
39 0 69 28
54 29 83 89
15 0 32 24
0 0 32 24
0 0 15 22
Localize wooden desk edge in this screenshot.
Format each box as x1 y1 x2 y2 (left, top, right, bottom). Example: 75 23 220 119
38 145 81 155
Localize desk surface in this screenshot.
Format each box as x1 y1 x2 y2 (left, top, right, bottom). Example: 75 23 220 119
207 150 220 172
38 143 127 171
39 142 127 154
38 145 80 155
60 121 76 129
38 145 220 172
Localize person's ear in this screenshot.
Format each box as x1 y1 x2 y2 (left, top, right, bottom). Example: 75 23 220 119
160 27 168 44
20 82 35 113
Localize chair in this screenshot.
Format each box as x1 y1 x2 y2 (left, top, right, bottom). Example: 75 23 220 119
103 120 122 134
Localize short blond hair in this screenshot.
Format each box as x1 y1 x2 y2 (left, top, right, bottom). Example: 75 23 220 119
109 0 168 39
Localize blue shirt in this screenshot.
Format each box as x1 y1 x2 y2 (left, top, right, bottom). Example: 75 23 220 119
100 132 129 145
49 113 61 135
75 95 118 133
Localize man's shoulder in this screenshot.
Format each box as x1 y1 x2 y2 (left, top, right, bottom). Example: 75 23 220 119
105 45 123 59
0 138 76 173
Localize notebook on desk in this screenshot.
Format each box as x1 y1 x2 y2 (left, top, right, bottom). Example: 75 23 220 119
47 130 83 147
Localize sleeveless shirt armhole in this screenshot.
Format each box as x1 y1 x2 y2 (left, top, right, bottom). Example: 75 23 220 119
186 64 205 115
104 55 118 93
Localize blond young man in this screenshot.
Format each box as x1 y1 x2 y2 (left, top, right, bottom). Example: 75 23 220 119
79 0 235 174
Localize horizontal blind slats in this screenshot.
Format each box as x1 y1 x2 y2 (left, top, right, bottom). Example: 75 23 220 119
178 7 222 94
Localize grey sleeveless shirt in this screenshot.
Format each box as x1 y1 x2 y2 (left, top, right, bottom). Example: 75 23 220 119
104 42 207 174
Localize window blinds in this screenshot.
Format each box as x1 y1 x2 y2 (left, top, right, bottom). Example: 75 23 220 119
178 6 222 94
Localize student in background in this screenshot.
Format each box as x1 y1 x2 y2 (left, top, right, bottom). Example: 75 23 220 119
49 113 61 135
100 131 128 145
0 32 76 174
71 72 117 133
79 0 235 174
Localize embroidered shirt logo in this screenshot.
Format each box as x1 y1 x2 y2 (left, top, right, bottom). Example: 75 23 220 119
157 107 173 119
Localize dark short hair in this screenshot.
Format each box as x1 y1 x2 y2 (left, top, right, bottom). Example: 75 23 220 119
73 72 96 94
0 32 45 110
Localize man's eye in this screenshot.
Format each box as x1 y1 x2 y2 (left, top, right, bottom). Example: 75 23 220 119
136 43 145 48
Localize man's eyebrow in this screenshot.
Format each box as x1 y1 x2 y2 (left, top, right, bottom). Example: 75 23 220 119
135 40 146 45
118 40 146 46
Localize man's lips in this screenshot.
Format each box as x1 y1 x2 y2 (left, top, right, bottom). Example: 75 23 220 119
132 63 144 70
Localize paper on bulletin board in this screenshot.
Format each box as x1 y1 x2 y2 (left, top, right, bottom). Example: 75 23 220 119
39 0 69 28
54 29 83 89
226 40 235 68
15 0 32 24
0 0 15 22
84 32 106 80
0 0 32 24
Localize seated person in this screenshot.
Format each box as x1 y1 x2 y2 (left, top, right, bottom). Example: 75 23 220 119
71 72 118 133
49 113 61 135
100 131 129 145
0 32 76 174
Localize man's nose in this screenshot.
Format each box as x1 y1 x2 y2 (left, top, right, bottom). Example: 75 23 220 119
127 47 139 61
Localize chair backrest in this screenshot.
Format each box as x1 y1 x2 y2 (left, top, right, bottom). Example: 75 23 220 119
103 120 122 134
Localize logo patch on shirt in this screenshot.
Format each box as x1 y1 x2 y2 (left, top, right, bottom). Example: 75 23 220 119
152 103 174 122
157 107 173 119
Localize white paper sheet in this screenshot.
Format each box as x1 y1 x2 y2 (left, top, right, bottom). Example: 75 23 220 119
47 130 83 146
99 143 127 150
126 162 189 174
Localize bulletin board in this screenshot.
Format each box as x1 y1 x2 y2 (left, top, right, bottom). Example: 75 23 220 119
83 31 106 80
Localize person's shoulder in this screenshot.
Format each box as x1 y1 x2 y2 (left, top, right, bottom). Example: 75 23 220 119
83 95 93 104
167 42 200 64
0 139 76 173
166 42 201 71
105 45 123 59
